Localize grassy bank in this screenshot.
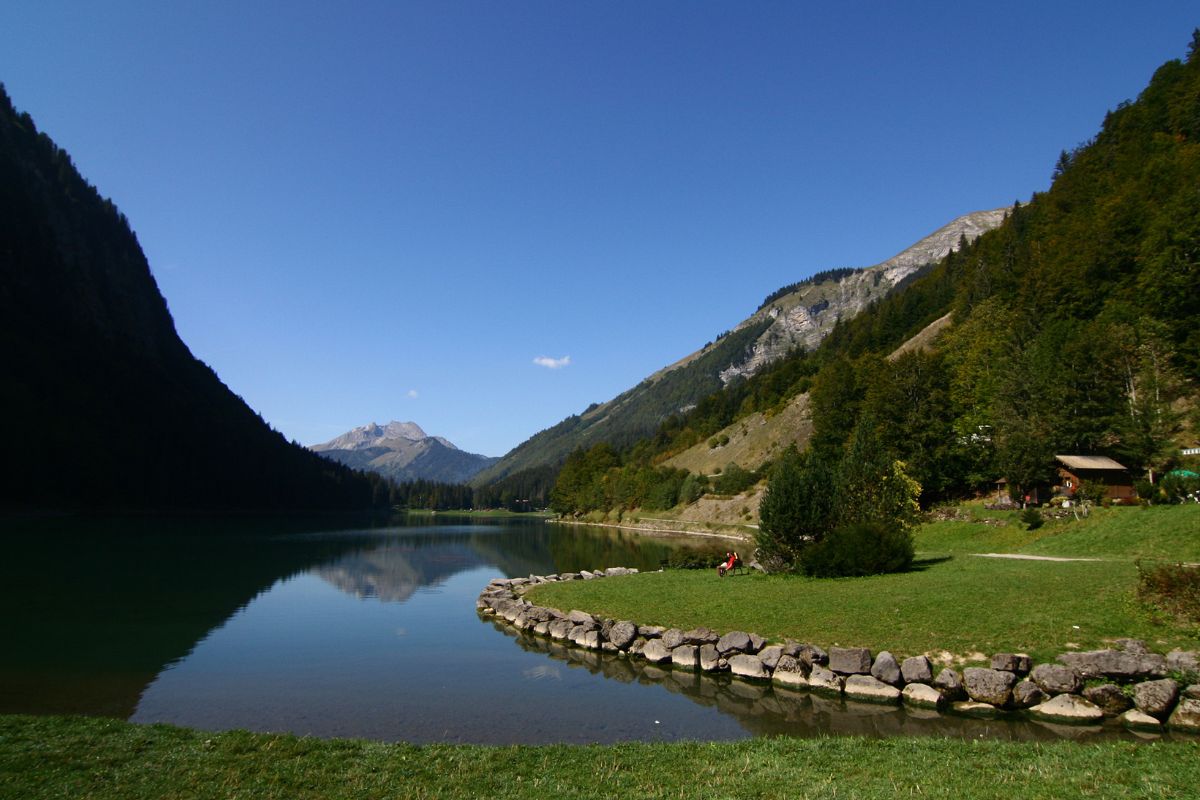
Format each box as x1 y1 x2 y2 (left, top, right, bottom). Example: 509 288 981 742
402 509 554 520
527 505 1200 663
2 715 1198 800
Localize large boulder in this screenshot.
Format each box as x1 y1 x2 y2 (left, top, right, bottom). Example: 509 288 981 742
1082 684 1133 716
1167 649 1199 676
933 668 966 701
900 655 933 685
1057 649 1167 680
728 654 769 680
717 631 753 655
1134 679 1179 720
793 643 828 667
672 645 699 670
829 647 873 675
1030 663 1081 695
699 644 724 672
1029 694 1104 725
747 633 766 653
1168 697 1200 733
902 683 945 710
991 653 1031 675
547 619 574 640
808 665 843 696
758 645 784 671
1120 709 1163 731
607 621 638 650
845 675 901 704
870 651 903 687
641 638 672 664
963 668 1017 707
662 628 686 650
683 627 720 645
579 630 601 650
1012 680 1046 709
567 609 597 626
772 655 808 688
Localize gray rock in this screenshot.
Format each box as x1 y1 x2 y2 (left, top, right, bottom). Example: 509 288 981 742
1168 697 1200 733
608 621 638 650
1012 680 1046 709
682 627 720 645
662 628 686 650
604 567 634 576
1082 684 1133 716
547 619 574 640
1057 649 1167 680
795 643 828 667
829 647 873 675
1120 709 1163 731
671 645 699 670
900 655 933 685
870 651 902 687
533 620 550 636
844 675 901 704
559 572 581 581
1167 649 1199 676
1115 638 1150 655
990 653 1031 675
567 609 597 626
772 655 808 688
728 654 769 680
758 645 784 671
1030 663 1082 695
933 668 966 701
902 683 945 710
1029 694 1105 724
808 665 843 695
1134 679 1179 720
628 638 646 657
1186 684 1200 701
579 630 601 650
747 633 766 653
717 631 753 655
963 668 1017 707
641 639 672 664
640 625 665 638
568 625 590 645
699 644 724 672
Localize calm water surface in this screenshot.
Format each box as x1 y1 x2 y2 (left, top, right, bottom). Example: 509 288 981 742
0 515 1162 744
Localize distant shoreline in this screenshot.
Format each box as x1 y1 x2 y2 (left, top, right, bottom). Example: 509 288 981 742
548 516 751 542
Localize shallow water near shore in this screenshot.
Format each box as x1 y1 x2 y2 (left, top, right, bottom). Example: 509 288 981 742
0 515 1172 744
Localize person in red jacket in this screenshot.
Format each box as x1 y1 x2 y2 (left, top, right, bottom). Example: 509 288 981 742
717 551 740 577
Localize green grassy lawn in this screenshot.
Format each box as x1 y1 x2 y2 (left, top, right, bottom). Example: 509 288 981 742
2 715 1197 800
526 505 1200 663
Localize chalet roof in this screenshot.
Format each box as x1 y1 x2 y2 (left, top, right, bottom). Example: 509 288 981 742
1055 454 1128 471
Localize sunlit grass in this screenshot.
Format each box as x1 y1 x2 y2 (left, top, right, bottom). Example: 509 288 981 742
526 505 1200 662
2 715 1196 800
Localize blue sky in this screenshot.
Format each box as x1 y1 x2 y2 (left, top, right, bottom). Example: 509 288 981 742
2 2 1196 456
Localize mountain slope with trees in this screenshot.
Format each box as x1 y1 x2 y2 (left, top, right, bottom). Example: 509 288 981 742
548 32 1200 547
0 84 387 512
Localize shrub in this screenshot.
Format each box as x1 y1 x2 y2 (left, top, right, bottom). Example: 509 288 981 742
799 522 914 578
1161 472 1200 504
712 462 756 494
1020 507 1044 530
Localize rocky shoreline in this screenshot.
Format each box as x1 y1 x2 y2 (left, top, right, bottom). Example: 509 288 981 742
477 568 1200 735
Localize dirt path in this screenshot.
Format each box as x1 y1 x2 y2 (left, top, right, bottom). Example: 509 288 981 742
971 553 1104 562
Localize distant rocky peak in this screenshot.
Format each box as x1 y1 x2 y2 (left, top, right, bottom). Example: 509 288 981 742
313 420 428 451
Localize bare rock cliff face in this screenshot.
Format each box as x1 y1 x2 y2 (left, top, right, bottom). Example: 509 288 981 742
717 208 1009 383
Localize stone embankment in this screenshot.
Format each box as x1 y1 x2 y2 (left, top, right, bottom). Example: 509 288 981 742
477 569 1200 734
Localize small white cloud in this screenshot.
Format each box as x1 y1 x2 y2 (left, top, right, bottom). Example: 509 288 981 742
406 389 419 399
533 355 571 369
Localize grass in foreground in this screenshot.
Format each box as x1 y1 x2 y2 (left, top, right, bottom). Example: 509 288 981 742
2 715 1198 800
527 505 1200 662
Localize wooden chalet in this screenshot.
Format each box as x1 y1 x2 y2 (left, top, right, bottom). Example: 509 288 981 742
1054 455 1135 502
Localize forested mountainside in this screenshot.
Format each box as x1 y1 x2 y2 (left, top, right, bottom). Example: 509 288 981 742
549 33 1200 516
475 210 1006 490
0 84 387 512
312 421 499 484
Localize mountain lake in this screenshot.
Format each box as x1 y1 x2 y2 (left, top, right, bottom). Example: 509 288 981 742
0 515 1162 744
